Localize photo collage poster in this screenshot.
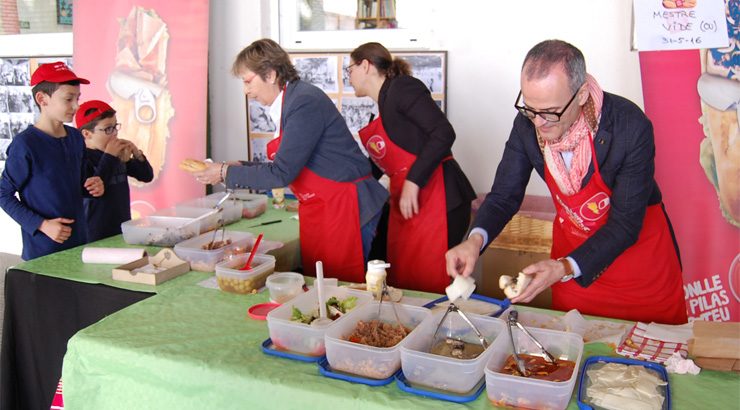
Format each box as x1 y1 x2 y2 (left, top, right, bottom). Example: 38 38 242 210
0 57 73 169
246 51 447 163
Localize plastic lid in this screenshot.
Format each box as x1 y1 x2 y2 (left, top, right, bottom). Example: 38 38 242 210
248 302 281 320
367 259 391 271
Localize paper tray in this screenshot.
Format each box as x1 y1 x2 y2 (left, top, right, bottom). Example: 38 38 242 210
422 293 510 317
577 355 671 410
112 248 190 285
395 370 485 403
318 357 397 386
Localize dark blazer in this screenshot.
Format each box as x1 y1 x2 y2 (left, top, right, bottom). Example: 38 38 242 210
378 75 475 211
473 92 677 287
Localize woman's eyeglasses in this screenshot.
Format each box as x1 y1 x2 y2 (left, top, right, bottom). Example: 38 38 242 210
343 63 358 77
514 88 580 123
96 123 121 135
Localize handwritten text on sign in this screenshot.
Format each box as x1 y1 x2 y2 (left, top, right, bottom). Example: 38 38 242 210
633 0 729 51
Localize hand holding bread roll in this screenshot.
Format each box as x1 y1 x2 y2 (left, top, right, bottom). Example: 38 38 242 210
179 158 208 172
499 272 532 299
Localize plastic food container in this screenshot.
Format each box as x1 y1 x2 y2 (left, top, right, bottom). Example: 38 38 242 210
230 191 268 218
214 253 276 294
153 206 223 234
179 194 242 225
266 272 305 303
121 216 200 247
266 286 372 356
400 311 506 393
324 302 431 379
174 231 254 272
484 327 583 410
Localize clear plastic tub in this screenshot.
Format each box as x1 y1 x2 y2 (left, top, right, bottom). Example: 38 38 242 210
174 231 254 272
214 253 276 294
121 216 200 247
400 311 506 393
179 194 241 225
153 206 223 234
229 191 268 218
324 302 431 379
265 272 305 303
266 286 373 357
484 327 583 410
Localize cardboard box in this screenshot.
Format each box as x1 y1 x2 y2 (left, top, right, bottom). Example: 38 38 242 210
112 248 190 285
477 214 553 309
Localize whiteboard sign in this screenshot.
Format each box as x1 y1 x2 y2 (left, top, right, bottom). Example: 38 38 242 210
633 0 729 51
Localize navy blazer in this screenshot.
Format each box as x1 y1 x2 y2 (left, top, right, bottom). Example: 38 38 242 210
473 92 677 287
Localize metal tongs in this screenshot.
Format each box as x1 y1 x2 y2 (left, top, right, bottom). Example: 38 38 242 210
432 303 489 350
376 280 407 336
206 190 232 249
507 310 556 377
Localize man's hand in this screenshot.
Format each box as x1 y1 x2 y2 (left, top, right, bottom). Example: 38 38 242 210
510 259 568 304
399 180 420 220
192 161 225 185
39 218 74 243
85 176 105 197
445 234 484 278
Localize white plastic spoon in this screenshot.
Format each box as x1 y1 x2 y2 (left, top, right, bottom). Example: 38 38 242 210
311 261 333 327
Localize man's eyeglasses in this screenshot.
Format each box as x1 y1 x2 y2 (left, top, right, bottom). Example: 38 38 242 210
343 63 358 77
96 123 121 135
514 88 580 123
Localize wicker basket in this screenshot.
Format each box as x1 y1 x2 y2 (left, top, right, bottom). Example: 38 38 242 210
490 214 553 253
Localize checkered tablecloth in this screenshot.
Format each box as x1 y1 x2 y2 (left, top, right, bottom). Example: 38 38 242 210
616 322 688 363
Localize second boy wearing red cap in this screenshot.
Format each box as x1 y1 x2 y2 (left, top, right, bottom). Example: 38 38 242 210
77 100 153 241
0 62 103 260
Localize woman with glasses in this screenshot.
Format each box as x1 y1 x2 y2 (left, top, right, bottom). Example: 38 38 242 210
77 100 153 242
447 40 687 324
191 39 387 282
348 42 475 294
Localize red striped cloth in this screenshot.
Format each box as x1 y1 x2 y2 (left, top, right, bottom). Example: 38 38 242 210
616 322 687 363
50 379 63 410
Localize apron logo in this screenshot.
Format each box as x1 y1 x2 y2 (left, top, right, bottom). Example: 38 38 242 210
580 192 610 222
366 135 386 159
297 192 315 201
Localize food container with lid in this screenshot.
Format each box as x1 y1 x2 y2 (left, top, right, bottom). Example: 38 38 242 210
179 194 242 225
152 206 223 234
265 272 305 303
266 286 372 356
214 253 276 294
484 326 583 410
324 301 430 379
400 311 506 393
121 216 200 247
173 231 254 272
229 191 268 218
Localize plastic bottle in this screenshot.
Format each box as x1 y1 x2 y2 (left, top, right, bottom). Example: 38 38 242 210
365 260 390 299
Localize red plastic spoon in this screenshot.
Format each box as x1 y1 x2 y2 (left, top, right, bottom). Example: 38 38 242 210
240 233 263 270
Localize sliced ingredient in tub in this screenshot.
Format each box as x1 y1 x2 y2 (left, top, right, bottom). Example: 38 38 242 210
290 296 358 324
586 363 667 410
430 339 485 360
346 320 410 348
498 353 575 381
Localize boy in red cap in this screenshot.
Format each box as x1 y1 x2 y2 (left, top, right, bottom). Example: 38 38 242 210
76 100 153 241
0 61 105 260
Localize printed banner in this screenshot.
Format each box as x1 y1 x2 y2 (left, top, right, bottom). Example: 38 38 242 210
73 0 208 217
639 1 739 321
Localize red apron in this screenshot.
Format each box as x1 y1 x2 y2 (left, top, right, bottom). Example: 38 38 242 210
266 92 365 282
546 133 687 324
359 116 450 293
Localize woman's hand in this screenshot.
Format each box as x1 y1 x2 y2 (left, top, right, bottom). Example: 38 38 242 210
192 161 227 185
399 180 420 219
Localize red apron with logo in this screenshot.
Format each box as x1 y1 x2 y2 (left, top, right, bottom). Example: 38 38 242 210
546 133 687 324
266 102 365 282
359 116 450 293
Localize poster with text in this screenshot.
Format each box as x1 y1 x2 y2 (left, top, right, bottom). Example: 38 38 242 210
74 0 209 218
639 0 739 321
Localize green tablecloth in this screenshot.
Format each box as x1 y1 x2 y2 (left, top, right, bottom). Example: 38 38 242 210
12 206 300 293
61 280 740 409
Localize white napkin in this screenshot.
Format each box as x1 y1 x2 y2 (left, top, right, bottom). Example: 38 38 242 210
644 322 693 344
664 351 701 375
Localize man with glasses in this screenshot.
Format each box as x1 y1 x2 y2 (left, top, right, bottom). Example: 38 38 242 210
76 100 153 241
446 40 687 324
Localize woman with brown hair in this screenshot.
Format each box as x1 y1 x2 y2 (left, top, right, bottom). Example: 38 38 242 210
191 39 388 281
348 42 475 293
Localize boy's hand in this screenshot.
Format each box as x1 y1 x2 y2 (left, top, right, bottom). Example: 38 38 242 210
85 176 105 197
121 139 145 161
40 218 74 243
104 138 129 161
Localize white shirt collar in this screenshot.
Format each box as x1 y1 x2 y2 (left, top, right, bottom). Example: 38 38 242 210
269 86 285 138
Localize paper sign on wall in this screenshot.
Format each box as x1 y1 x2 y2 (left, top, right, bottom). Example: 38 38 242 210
633 0 729 51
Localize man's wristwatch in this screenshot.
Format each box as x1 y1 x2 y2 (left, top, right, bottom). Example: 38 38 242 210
557 257 574 282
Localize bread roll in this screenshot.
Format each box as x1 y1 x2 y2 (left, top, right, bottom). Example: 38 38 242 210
499 272 532 299
179 158 208 172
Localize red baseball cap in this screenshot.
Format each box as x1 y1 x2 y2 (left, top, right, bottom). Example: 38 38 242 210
76 100 115 128
30 61 90 86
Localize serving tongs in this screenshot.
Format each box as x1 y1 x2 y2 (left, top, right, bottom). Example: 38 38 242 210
205 190 232 249
506 309 556 377
431 303 489 351
376 280 407 336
